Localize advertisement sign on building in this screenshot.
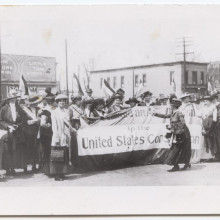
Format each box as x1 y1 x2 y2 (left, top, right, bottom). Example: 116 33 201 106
1 54 56 82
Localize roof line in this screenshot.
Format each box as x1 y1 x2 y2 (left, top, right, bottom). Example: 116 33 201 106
90 61 209 73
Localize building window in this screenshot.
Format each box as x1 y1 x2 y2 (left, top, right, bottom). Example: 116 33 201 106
192 71 197 84
107 77 110 85
113 76 117 89
185 70 188 84
100 78 103 89
135 75 139 87
201 72 204 84
170 71 174 85
121 76 124 88
143 74 146 86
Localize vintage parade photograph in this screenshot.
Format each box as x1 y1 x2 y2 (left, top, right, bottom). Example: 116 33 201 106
0 4 220 188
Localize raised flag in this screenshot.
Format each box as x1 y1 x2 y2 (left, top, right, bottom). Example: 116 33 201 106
102 79 115 97
73 73 84 97
19 74 29 96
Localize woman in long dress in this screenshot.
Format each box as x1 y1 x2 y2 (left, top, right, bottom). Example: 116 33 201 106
50 94 72 181
154 98 191 172
0 90 26 175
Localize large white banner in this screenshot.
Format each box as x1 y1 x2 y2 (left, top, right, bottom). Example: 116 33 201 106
77 122 203 156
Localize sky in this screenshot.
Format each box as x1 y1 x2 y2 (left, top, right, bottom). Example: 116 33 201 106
0 5 220 90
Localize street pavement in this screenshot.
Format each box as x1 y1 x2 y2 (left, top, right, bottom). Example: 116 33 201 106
0 162 220 186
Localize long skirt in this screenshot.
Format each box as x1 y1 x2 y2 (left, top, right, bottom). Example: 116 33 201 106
164 125 191 166
49 146 69 175
2 134 26 170
24 134 39 166
40 134 52 174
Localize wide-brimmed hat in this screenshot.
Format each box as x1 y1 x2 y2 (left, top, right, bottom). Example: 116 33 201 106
170 98 182 107
179 92 192 100
141 91 152 98
86 88 93 93
26 95 43 105
55 94 68 101
7 89 21 100
125 97 140 104
113 93 123 101
116 88 125 94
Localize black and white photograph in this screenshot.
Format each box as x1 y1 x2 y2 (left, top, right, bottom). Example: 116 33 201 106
1 2 220 215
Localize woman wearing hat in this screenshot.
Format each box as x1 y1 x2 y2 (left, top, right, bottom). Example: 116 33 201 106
125 97 140 108
50 94 73 181
154 98 192 172
108 94 124 113
0 90 26 175
90 98 106 120
22 95 43 172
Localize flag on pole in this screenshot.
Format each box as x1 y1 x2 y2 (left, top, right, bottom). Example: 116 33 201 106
19 74 29 96
73 73 84 96
102 79 115 97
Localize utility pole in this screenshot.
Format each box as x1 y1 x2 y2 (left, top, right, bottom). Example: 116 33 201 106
65 39 69 99
176 37 194 93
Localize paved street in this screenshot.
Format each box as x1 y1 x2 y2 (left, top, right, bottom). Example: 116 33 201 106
0 162 220 186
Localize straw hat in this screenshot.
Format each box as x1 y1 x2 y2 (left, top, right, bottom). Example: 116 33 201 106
179 92 192 100
55 94 68 101
26 95 43 105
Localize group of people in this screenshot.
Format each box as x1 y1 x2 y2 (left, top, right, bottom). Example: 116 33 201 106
0 84 219 180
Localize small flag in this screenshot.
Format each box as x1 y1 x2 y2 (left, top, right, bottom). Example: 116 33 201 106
102 79 115 97
73 73 84 97
19 74 29 96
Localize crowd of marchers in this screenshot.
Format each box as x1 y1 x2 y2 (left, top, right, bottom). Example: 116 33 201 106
0 85 219 181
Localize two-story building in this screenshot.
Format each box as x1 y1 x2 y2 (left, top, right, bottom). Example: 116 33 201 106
90 61 208 99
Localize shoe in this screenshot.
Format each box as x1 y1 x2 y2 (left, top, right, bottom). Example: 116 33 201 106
168 165 180 172
181 164 191 171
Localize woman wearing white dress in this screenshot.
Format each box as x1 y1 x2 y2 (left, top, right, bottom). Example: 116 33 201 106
50 94 72 181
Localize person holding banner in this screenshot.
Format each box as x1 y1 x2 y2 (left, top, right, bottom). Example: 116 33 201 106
154 98 191 172
0 90 26 175
138 91 153 107
50 94 73 181
108 94 124 113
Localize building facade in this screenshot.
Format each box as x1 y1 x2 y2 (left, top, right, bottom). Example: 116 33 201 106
90 61 208 99
1 54 59 99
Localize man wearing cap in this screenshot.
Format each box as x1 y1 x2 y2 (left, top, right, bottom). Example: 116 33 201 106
0 90 26 175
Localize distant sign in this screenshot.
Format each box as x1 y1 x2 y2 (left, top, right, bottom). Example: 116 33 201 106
1 54 56 82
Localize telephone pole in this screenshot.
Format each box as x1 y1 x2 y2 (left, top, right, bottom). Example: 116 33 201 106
176 37 194 92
